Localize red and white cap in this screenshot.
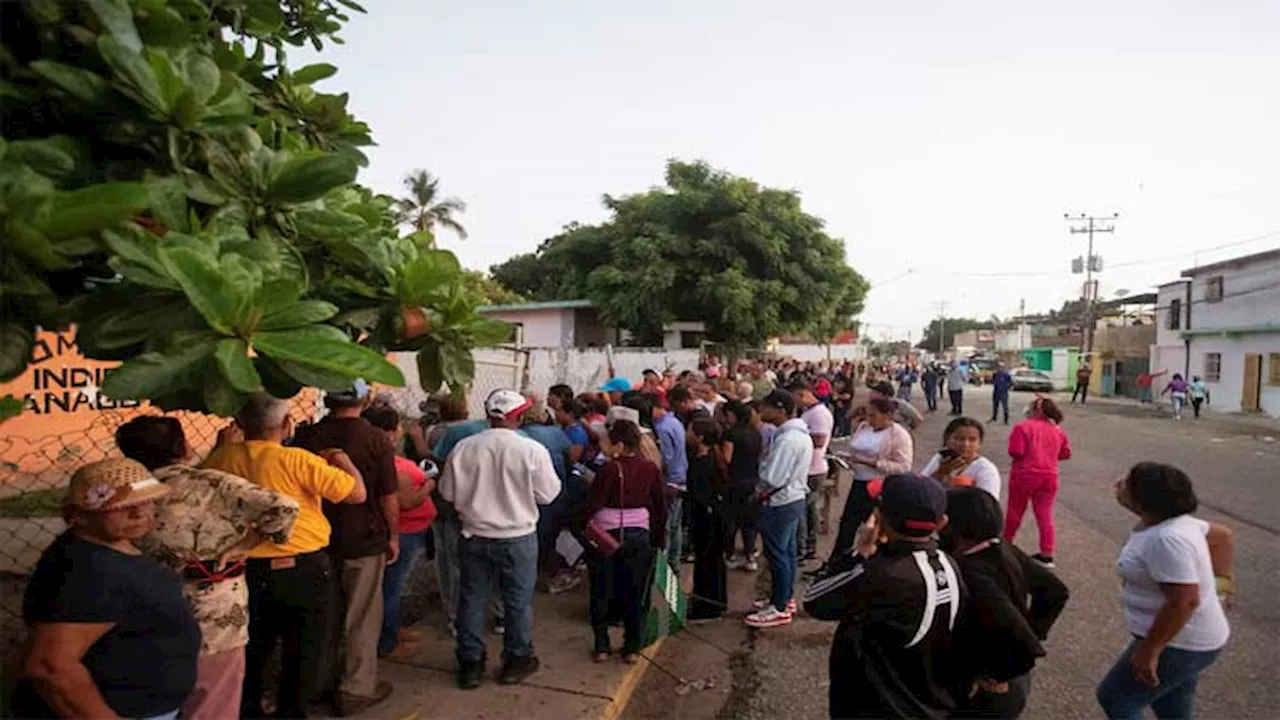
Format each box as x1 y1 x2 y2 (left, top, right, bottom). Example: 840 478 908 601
485 389 533 419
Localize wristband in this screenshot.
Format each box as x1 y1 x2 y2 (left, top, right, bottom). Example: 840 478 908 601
1215 575 1234 596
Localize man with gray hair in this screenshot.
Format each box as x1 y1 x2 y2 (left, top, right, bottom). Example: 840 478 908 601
202 392 368 719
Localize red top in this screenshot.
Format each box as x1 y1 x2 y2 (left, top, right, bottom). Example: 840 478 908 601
395 455 437 534
1007 417 1072 478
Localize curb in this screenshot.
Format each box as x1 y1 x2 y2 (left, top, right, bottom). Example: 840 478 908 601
599 637 666 720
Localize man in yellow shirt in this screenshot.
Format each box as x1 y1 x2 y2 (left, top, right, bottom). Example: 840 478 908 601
203 393 367 719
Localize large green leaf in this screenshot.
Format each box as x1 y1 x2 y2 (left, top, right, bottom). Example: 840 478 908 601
253 326 404 386
146 49 185 114
254 356 304 398
137 7 190 47
294 207 368 240
293 63 337 84
147 176 189 233
90 299 196 350
258 300 339 331
158 244 241 334
416 342 445 394
88 0 143 53
100 337 218 400
32 62 110 105
4 137 76 179
468 317 515 347
438 342 476 387
98 36 164 113
203 370 248 417
5 218 71 271
265 153 357 204
39 182 149 240
0 324 34 382
214 338 262 392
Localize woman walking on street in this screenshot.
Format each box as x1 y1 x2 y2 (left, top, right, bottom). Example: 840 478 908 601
1096 463 1233 720
1189 376 1209 419
687 419 729 621
582 420 668 663
1004 397 1071 568
1162 373 1191 420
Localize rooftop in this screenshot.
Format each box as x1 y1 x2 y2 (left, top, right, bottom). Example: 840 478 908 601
477 299 595 313
1181 247 1280 278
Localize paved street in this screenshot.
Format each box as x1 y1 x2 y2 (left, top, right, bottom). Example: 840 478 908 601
626 387 1280 719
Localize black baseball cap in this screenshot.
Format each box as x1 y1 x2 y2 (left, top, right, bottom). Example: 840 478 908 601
761 389 797 415
867 473 948 537
867 380 895 397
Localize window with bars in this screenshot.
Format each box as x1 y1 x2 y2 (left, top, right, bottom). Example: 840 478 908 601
1204 353 1221 382
1168 298 1182 330
1205 276 1224 303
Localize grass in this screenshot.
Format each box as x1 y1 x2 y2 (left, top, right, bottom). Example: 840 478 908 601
0 488 64 518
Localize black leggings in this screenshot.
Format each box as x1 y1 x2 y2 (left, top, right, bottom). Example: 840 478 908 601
690 502 727 618
828 480 875 563
588 528 655 654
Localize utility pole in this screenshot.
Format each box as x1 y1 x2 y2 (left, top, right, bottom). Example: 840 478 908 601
1018 298 1026 355
1065 213 1118 357
935 301 948 356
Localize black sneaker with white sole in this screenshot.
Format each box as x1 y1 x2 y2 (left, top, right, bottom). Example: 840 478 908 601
1031 553 1056 568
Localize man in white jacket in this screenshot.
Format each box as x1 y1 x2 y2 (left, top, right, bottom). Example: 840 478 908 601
746 389 813 628
440 389 561 690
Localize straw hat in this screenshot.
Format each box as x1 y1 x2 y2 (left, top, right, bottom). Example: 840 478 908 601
65 458 171 512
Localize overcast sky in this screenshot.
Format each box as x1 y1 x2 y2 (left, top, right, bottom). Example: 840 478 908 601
309 0 1279 340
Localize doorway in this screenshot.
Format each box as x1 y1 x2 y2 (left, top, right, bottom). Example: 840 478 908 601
1242 354 1262 412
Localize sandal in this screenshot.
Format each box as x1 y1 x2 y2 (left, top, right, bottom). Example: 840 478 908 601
593 649 611 663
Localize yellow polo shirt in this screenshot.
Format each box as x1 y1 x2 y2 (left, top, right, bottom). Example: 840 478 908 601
202 441 355 558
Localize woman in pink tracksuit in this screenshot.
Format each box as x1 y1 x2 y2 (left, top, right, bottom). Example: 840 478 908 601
1004 396 1071 568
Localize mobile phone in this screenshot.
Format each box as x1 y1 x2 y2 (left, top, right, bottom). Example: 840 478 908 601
938 447 960 461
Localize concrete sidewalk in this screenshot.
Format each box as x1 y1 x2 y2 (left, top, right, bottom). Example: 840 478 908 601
1048 390 1280 435
342 575 658 720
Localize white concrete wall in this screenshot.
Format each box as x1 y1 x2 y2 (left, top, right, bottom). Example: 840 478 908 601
1189 335 1280 417
1155 282 1189 347
1150 344 1188 386
774 343 867 362
1187 255 1280 330
480 308 571 348
995 325 1032 352
524 347 702 395
1049 348 1072 389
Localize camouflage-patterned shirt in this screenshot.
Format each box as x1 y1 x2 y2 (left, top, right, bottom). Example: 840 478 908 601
140 464 300 654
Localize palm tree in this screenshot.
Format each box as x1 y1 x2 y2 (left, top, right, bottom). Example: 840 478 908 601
395 169 468 239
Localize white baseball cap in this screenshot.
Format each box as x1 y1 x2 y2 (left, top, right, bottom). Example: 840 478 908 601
485 388 532 419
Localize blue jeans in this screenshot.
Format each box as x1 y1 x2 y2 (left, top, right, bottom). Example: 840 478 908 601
455 532 538 664
666 494 684 570
1096 639 1221 720
758 499 804 610
991 391 1010 423
379 531 427 654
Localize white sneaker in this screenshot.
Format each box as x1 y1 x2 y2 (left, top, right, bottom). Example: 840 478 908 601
744 606 793 628
745 558 759 572
726 555 745 571
752 597 797 613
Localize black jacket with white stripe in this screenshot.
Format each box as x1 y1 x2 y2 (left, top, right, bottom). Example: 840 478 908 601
804 539 968 720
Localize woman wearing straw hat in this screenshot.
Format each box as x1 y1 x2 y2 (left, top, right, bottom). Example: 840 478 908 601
15 458 201 720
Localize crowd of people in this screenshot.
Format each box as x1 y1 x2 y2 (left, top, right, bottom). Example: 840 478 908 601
11 353 1237 720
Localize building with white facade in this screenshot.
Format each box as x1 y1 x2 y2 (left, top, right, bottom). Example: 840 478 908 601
1150 279 1190 385
1168 249 1280 417
477 300 706 350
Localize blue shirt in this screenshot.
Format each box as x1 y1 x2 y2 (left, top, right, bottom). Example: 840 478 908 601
432 419 490 461
653 412 688 486
992 369 1013 394
520 424 572 480
563 422 590 453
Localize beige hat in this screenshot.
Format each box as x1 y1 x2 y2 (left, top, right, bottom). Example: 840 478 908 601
66 458 170 512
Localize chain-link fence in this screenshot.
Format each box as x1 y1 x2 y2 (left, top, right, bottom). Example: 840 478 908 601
0 393 320 660
378 348 529 420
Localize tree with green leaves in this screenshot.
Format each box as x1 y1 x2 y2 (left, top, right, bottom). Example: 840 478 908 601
0 0 507 418
490 161 868 348
395 169 468 240
916 317 987 351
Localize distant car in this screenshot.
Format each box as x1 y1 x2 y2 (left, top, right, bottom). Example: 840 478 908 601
968 358 997 385
1011 369 1055 392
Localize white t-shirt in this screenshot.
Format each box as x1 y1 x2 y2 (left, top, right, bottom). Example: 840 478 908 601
1116 515 1229 652
801 403 835 476
849 425 888 481
440 428 562 540
920 454 1002 500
